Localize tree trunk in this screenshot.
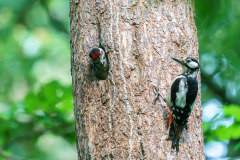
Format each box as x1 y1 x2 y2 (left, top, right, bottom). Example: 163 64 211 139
70 0 205 159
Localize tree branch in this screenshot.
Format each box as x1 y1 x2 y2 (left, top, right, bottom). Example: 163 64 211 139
201 72 240 105
0 148 24 160
2 123 74 149
40 0 69 34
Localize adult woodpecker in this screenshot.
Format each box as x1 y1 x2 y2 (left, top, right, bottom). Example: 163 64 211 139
155 57 199 152
89 47 109 80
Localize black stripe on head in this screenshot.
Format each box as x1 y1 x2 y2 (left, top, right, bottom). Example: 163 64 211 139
187 57 199 64
186 57 199 71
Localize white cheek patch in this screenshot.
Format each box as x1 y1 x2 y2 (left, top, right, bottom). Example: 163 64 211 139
99 48 104 54
188 61 198 68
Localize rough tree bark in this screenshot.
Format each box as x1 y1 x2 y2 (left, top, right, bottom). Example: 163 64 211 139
70 0 205 159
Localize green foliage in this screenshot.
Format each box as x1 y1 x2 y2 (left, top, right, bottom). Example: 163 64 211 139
0 82 75 159
214 124 240 140
224 105 240 122
195 0 240 158
0 0 76 159
25 81 72 114
211 105 240 140
196 0 240 104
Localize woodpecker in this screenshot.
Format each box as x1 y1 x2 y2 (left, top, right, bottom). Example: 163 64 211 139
155 57 199 152
89 47 109 80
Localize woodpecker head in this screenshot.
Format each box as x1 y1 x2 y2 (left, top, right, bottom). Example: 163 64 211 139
89 47 101 60
171 57 199 77
89 47 105 64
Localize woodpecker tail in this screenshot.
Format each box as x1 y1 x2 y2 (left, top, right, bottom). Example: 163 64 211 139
169 123 184 153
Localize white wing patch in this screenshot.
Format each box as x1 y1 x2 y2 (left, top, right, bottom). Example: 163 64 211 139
172 75 185 83
188 61 198 68
176 79 188 108
169 75 185 108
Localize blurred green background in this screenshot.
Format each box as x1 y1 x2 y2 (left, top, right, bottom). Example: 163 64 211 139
195 0 240 159
0 0 239 159
0 0 76 159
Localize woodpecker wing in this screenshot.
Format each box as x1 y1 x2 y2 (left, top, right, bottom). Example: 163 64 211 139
186 76 198 110
171 75 198 126
168 57 199 152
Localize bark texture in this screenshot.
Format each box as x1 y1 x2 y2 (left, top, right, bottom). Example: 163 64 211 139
70 0 205 159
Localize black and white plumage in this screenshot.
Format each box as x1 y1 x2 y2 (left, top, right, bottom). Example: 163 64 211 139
155 57 199 152
89 47 109 80
170 57 199 126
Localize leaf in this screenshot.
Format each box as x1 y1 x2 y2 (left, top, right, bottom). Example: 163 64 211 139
214 124 240 140
223 104 240 122
234 142 240 151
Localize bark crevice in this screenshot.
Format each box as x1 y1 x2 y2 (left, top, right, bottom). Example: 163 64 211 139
115 0 134 158
70 0 205 159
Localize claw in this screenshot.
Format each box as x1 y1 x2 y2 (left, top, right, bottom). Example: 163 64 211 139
153 86 166 105
153 86 160 105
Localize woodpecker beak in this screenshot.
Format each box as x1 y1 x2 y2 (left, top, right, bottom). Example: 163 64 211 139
171 57 184 65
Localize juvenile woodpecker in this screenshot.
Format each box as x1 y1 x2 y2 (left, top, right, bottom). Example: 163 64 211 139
155 57 199 152
89 47 109 80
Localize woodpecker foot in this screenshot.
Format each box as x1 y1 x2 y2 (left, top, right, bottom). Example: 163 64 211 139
153 86 166 105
